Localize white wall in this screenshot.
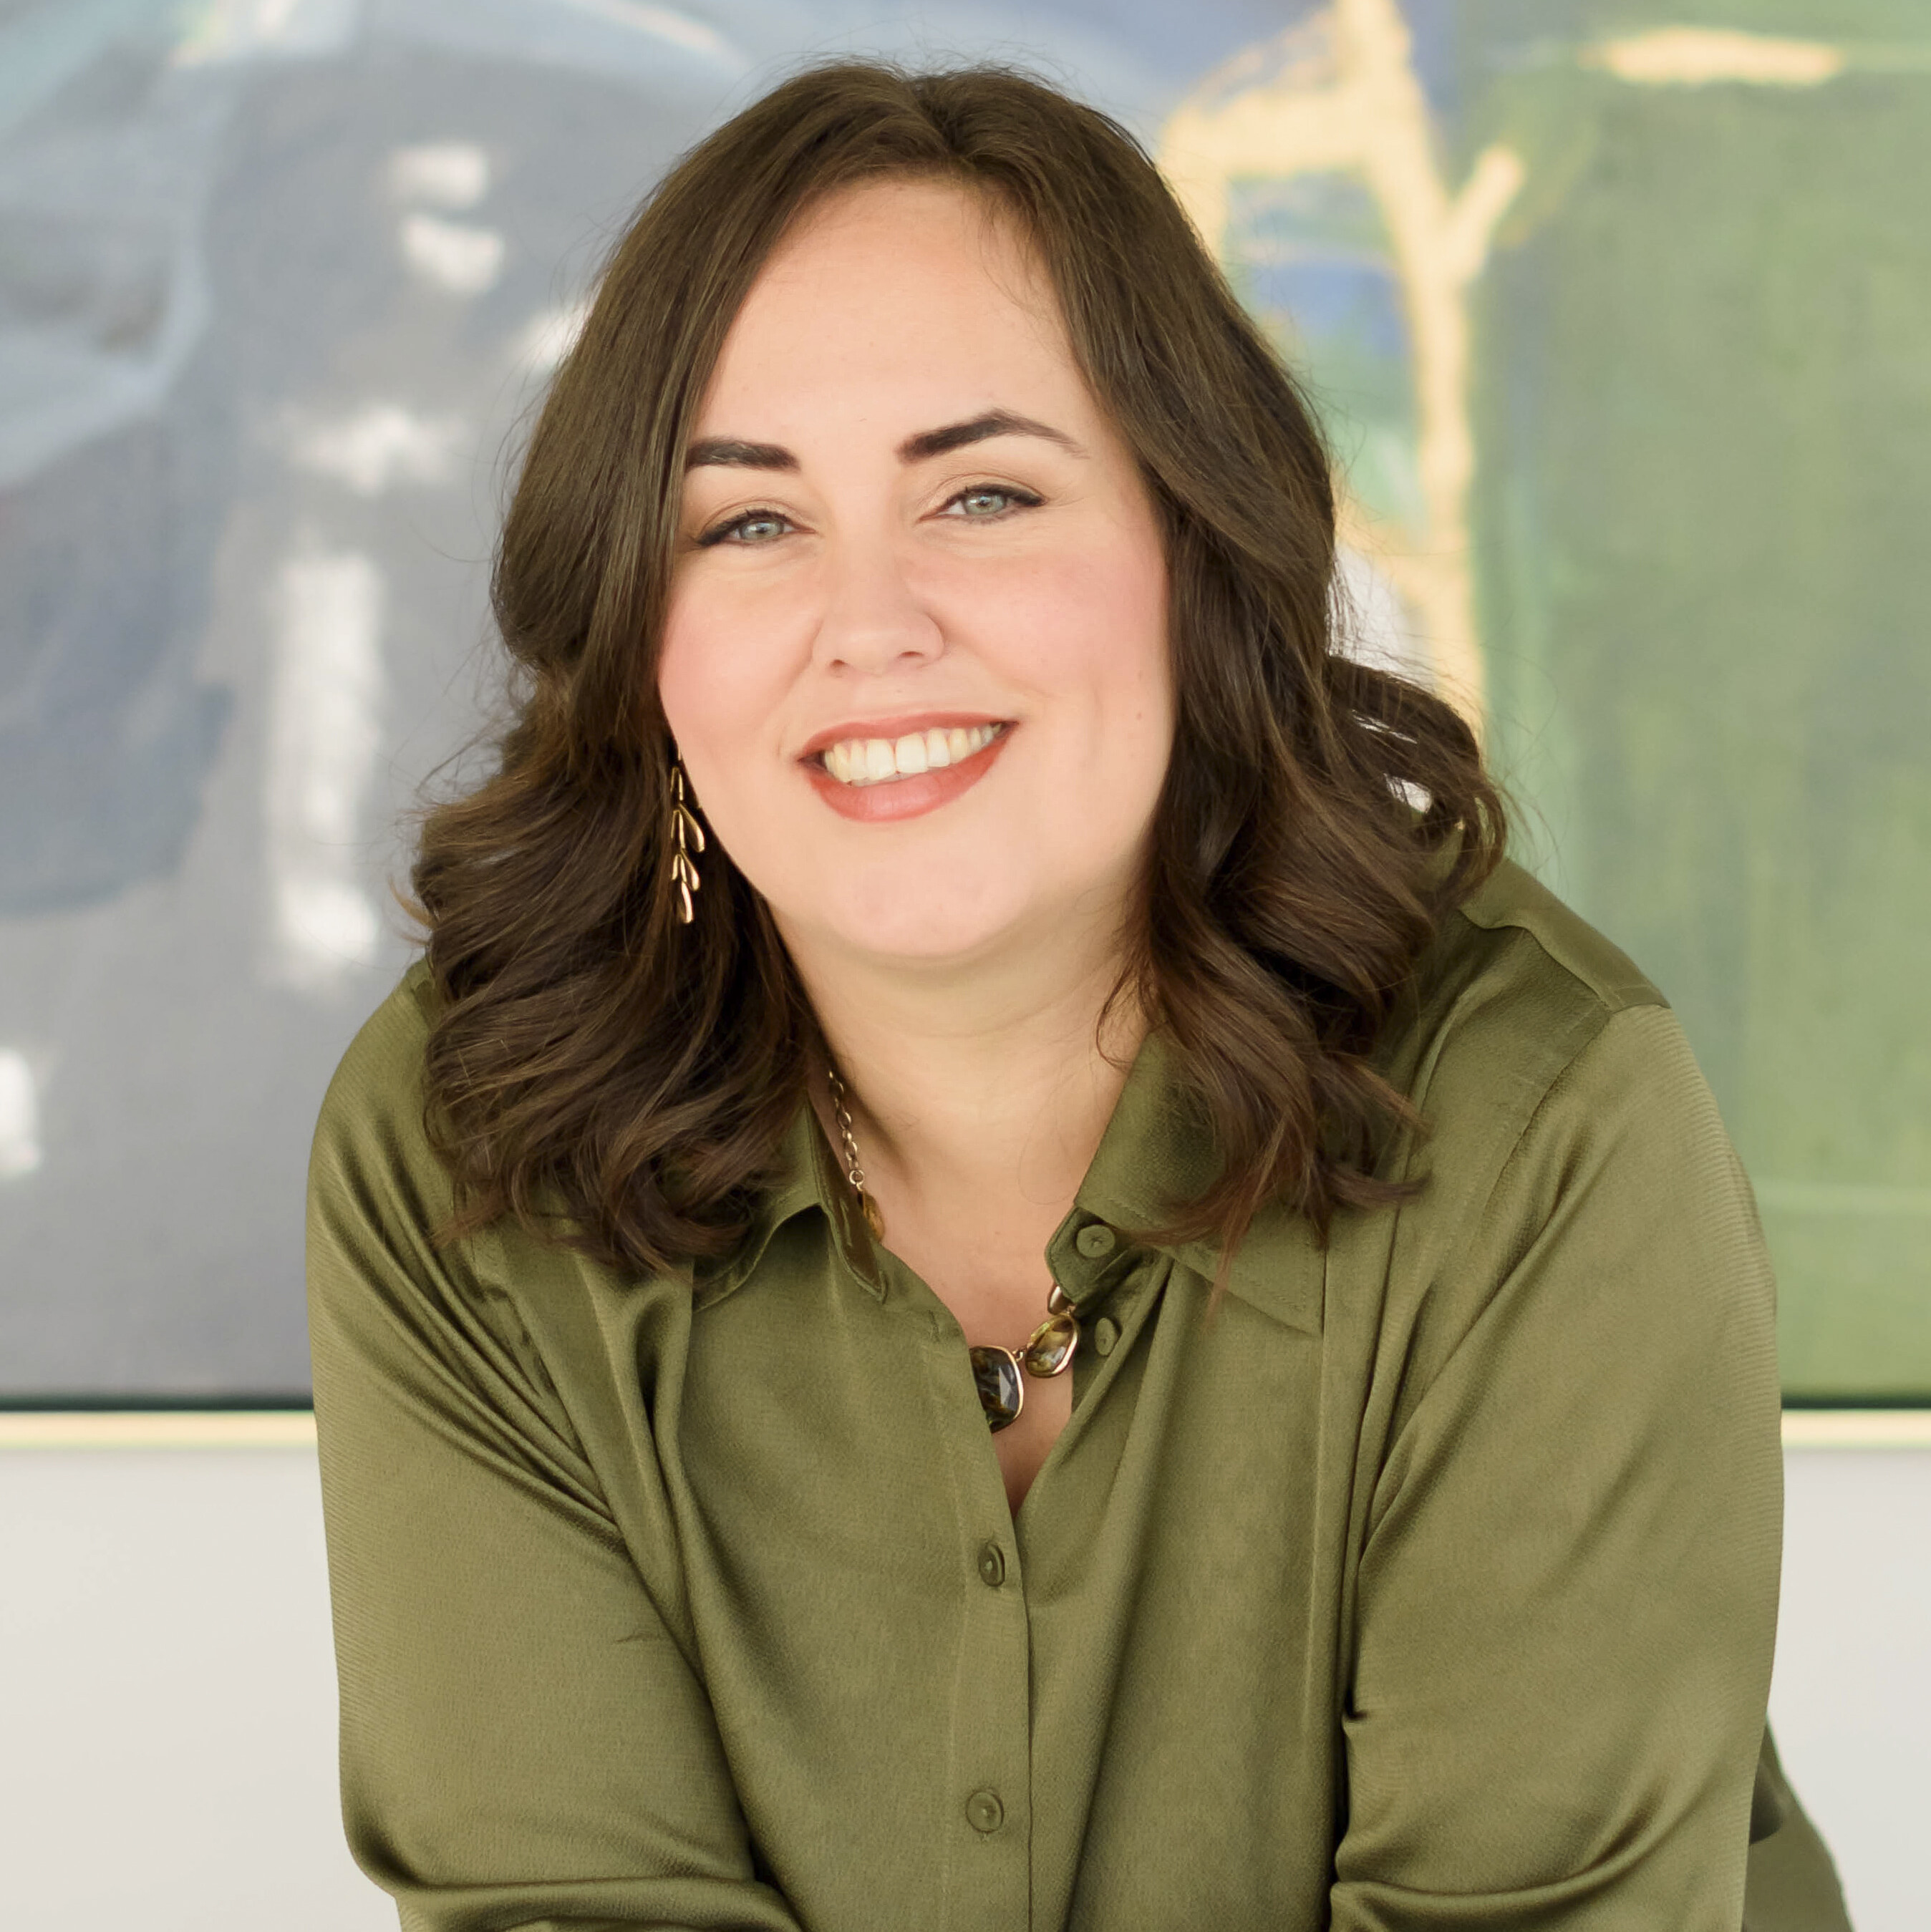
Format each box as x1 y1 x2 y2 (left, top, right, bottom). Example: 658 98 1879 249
1 1430 1925 1931
1771 1446 1931 1931
0 1436 390 1931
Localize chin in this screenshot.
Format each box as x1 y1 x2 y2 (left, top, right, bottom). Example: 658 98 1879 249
807 868 1035 968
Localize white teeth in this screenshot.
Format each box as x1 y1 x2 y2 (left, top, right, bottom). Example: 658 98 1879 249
819 722 1000 786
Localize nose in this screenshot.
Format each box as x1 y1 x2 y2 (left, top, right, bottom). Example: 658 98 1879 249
810 533 945 676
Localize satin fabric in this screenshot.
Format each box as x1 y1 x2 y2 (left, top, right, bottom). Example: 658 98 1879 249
308 857 1846 1930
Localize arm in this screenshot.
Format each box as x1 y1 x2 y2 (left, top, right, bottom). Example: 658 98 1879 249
1332 1003 1784 1930
306 985 805 1932
1744 1727 1854 1932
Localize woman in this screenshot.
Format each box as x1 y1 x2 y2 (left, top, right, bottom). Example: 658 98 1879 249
306 57 1849 1932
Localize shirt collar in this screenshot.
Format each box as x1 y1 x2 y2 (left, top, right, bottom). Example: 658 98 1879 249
1055 1029 1324 1334
693 1100 881 1309
695 1029 1323 1336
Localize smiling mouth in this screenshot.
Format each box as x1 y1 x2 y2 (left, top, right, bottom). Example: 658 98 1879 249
816 722 1008 787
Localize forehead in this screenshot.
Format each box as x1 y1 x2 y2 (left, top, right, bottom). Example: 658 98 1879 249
760 175 1046 297
698 178 1076 412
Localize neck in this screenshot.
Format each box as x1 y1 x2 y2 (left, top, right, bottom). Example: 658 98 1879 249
778 905 1147 1256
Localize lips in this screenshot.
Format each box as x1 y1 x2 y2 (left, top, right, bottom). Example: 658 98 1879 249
800 714 1014 824
819 721 1002 786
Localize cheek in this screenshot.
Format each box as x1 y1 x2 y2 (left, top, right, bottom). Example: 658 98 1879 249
657 584 776 758
654 584 815 899
657 588 720 742
1027 532 1172 734
1075 540 1174 825
655 597 768 860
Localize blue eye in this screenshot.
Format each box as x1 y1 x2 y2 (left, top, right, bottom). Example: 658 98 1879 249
700 508 790 547
944 485 1040 518
697 483 1041 548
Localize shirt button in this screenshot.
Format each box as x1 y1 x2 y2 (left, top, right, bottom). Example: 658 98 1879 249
1093 1315 1120 1357
1075 1222 1117 1259
976 1540 1005 1588
966 1788 1005 1834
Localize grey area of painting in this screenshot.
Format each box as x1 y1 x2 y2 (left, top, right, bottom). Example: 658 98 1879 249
0 0 1292 1394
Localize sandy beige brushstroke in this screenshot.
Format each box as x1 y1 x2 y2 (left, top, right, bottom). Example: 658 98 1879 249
1584 27 1845 89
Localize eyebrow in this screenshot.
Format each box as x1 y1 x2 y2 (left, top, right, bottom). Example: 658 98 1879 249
683 407 1088 472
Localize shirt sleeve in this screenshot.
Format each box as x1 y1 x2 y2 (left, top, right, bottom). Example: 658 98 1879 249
1330 1001 1784 1931
306 980 805 1932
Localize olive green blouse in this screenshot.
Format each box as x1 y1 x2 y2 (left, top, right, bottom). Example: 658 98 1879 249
307 858 1831 1932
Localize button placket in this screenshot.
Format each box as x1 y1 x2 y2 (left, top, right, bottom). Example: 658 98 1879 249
1053 1218 1148 1387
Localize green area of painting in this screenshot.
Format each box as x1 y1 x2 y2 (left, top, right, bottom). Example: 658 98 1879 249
1466 14 1931 1395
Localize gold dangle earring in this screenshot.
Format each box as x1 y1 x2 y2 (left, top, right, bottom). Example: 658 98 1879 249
669 759 706 924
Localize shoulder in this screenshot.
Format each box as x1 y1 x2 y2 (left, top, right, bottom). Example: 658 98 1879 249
306 958 685 1359
1390 855 1671 1142
306 956 457 1269
311 959 440 1165
1375 855 1740 1266
1370 855 1770 1364
1431 853 1663 1044
305 965 636 1557
1342 863 1780 1495
306 961 598 1431
1450 854 1659 1011
318 957 440 1114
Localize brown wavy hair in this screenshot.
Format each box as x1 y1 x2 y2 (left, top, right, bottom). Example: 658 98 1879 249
410 55 1505 1302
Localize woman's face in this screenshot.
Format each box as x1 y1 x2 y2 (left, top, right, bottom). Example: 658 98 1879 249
658 178 1173 976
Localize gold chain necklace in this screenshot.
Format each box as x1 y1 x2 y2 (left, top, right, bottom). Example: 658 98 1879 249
826 1067 1078 1434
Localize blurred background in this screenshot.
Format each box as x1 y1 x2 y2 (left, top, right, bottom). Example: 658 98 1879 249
0 0 1925 1926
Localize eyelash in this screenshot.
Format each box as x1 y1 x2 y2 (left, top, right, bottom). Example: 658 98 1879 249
695 482 1044 548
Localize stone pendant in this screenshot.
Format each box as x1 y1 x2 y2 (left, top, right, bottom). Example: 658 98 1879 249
1020 1309 1079 1377
969 1346 1025 1432
969 1285 1082 1433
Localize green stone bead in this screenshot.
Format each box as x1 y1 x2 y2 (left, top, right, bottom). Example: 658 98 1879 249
1021 1309 1079 1377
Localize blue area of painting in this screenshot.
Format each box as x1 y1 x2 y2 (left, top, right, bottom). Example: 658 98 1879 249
389 0 1317 109
1229 173 1413 417
1399 0 1468 142
1080 0 1471 123
1264 261 1411 364
958 0 1316 92
0 0 180 140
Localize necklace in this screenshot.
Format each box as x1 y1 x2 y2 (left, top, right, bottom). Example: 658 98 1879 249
826 1067 1079 1434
